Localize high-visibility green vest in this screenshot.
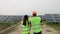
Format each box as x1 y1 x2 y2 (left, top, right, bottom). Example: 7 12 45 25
29 17 42 33
21 21 30 34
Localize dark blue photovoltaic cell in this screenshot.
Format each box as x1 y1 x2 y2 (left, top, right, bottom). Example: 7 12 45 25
0 16 6 21
39 15 45 19
45 14 60 22
45 18 55 22
55 18 60 22
5 16 15 22
16 16 22 20
0 16 4 20
1 16 9 22
45 14 52 18
0 16 5 21
0 16 22 23
52 14 60 18
3 16 11 21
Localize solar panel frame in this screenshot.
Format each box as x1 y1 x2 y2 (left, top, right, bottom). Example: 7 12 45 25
0 16 5 21
0 16 6 21
52 14 60 18
1 16 9 22
16 16 21 20
45 14 56 22
5 16 15 22
55 18 60 22
45 18 55 22
45 14 53 18
39 15 45 18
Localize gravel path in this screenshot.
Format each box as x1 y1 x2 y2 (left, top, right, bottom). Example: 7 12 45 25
8 24 59 34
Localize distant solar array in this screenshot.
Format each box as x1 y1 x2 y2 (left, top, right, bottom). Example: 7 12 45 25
39 15 45 20
0 14 60 23
45 14 60 22
0 16 23 23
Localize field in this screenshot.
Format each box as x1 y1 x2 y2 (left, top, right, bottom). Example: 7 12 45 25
44 21 60 33
8 21 60 34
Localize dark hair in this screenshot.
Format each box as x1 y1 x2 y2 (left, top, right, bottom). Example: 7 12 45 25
23 15 28 26
33 14 37 16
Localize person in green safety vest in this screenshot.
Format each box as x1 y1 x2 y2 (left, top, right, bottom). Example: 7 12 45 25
29 11 42 34
21 15 30 34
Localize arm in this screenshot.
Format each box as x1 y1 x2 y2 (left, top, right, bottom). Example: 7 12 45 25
41 20 43 25
29 18 31 27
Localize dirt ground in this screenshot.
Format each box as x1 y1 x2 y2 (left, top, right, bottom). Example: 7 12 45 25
8 24 59 34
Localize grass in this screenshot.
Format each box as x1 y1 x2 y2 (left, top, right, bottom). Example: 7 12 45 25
44 21 60 32
0 20 19 31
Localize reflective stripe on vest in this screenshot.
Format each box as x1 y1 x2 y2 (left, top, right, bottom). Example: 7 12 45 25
22 25 30 34
21 21 30 34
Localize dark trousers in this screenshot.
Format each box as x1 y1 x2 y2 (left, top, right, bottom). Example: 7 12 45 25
34 31 42 34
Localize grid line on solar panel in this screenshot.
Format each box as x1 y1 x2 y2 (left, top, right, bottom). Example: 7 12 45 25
39 15 45 18
0 16 5 21
1 16 9 22
16 16 21 20
52 14 60 22
45 14 56 22
55 18 60 22
51 14 56 22
45 14 53 18
5 16 15 22
0 16 6 21
46 18 55 22
0 16 4 20
5 16 20 22
3 16 10 22
52 14 60 18
45 14 60 22
4 16 11 22
1 16 6 21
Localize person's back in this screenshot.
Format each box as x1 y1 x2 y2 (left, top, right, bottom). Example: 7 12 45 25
21 15 30 34
29 11 42 34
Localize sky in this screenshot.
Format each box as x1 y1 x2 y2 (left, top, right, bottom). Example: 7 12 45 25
0 0 60 15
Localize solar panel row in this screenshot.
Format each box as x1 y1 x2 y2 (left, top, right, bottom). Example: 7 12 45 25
39 15 45 20
0 16 22 23
45 14 60 22
0 14 60 23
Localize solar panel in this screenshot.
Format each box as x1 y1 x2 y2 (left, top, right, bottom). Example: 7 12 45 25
46 18 55 22
0 16 6 21
16 16 21 20
5 16 15 22
45 14 53 18
45 14 55 22
39 15 45 18
0 16 5 21
0 16 22 22
13 16 18 20
0 16 4 20
1 16 8 22
55 18 60 22
52 14 60 18
45 14 60 22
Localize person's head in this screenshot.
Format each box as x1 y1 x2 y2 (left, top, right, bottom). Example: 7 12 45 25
32 11 37 16
23 15 28 20
23 15 28 26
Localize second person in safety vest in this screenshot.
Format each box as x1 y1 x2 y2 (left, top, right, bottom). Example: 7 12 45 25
21 15 30 34
29 11 42 34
